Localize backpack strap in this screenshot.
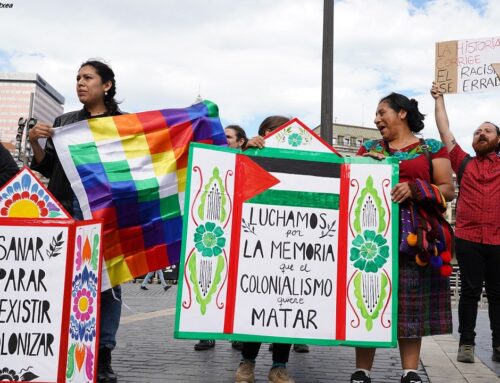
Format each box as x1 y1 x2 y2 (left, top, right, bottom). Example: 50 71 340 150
456 154 472 185
419 138 433 183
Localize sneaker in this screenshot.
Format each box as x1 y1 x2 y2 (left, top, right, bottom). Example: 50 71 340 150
492 346 500 362
231 341 243 351
457 344 475 363
293 344 309 353
235 361 255 383
194 339 215 351
140 285 148 290
350 370 371 383
97 347 117 383
163 285 171 291
401 371 422 383
268 366 295 383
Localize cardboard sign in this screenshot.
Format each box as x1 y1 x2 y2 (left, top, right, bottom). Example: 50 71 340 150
435 36 500 93
493 63 500 80
0 168 102 383
175 143 399 347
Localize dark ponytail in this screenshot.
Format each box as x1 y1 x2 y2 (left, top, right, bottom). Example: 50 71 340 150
380 92 425 133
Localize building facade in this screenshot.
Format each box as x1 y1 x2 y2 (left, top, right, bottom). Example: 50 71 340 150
0 72 64 148
313 122 381 156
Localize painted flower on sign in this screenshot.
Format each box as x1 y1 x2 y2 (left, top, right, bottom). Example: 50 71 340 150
194 222 226 257
73 288 94 322
350 230 389 273
287 133 303 147
0 172 63 218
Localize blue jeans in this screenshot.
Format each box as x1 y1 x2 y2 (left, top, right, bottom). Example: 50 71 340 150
73 196 122 350
142 269 167 288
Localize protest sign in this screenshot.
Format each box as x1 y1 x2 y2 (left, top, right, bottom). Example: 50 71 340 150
493 63 500 79
0 168 102 383
175 140 399 348
264 117 341 155
435 36 500 93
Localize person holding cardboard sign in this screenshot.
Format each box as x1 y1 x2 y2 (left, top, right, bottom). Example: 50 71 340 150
29 59 123 383
351 92 455 383
235 115 296 383
431 82 500 365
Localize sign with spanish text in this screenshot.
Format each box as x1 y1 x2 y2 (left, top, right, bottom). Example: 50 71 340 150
174 141 399 348
0 168 102 383
435 36 500 93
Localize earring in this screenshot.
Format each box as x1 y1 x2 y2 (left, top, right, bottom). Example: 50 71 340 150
105 91 108 96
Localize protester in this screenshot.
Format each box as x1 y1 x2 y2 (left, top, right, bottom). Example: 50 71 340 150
29 59 123 383
351 92 455 383
431 82 500 364
194 124 248 352
235 115 296 383
140 269 171 291
225 124 248 150
0 144 19 188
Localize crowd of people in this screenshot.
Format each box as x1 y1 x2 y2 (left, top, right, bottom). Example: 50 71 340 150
0 59 498 383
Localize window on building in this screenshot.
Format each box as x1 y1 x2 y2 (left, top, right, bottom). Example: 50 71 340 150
344 137 350 146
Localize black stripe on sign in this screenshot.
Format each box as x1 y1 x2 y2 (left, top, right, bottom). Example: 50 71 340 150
249 156 341 178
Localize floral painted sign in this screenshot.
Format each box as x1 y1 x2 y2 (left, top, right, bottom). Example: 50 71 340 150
0 169 102 382
175 144 399 347
0 167 70 219
264 118 341 155
65 224 101 383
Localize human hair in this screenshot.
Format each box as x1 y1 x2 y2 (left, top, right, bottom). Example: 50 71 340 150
258 115 290 137
225 124 248 146
484 121 500 136
484 121 500 152
80 59 120 115
379 92 425 133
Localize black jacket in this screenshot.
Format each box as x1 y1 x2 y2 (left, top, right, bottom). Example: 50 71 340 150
0 144 19 188
31 108 123 215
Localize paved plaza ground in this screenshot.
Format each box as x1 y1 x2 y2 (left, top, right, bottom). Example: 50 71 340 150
109 282 499 382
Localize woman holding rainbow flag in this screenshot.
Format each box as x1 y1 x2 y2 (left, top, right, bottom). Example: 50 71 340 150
29 59 123 383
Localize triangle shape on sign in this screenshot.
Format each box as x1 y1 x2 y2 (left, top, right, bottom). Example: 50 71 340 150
234 154 280 203
264 117 342 156
0 166 71 219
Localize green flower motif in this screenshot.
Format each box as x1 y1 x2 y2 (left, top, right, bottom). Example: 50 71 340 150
288 133 303 147
194 222 226 257
350 230 389 273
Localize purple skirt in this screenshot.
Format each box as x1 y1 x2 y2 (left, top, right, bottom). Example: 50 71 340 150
397 255 452 338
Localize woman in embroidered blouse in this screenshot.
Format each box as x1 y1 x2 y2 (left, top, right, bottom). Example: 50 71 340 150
350 93 454 383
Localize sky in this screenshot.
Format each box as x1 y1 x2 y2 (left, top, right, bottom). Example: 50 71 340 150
1 0 499 153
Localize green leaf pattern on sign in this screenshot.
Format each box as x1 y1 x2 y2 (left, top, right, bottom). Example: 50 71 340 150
188 254 226 315
197 167 227 223
353 272 389 331
353 176 386 235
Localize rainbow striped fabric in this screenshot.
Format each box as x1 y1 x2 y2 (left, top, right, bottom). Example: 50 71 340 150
53 101 226 288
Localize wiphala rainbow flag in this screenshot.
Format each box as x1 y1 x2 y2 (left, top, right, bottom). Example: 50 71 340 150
53 101 226 288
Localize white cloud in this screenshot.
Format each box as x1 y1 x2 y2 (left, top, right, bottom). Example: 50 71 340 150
1 0 499 149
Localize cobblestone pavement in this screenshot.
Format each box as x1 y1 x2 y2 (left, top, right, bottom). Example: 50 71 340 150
112 282 430 383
